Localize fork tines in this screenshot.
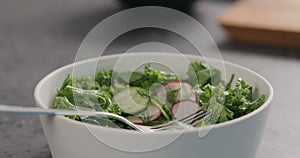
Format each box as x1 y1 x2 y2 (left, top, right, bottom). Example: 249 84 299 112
151 109 209 130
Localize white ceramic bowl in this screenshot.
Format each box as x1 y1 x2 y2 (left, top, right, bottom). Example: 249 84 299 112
34 53 273 158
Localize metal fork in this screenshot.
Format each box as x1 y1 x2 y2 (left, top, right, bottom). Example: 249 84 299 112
0 103 209 132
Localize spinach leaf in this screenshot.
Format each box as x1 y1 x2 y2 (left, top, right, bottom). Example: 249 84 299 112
53 96 82 121
186 61 222 87
57 85 112 111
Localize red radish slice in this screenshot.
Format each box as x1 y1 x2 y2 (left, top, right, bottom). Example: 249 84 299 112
156 82 196 106
126 104 161 124
171 100 200 119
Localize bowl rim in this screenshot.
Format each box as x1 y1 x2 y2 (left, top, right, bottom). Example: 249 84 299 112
34 52 274 135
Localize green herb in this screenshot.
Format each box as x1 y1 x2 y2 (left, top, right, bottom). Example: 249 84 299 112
225 74 235 90
61 75 100 90
166 89 180 103
194 77 266 125
96 69 113 88
224 78 266 118
123 64 179 90
138 113 154 125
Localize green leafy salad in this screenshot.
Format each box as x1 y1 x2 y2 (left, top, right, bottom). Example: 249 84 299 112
53 62 266 129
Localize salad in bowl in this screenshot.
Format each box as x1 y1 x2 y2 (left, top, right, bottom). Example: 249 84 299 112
53 61 266 130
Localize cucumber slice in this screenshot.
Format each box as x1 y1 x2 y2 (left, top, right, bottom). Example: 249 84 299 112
113 87 150 115
126 104 161 125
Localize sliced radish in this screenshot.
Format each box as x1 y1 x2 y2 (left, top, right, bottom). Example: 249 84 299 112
156 82 196 106
171 100 200 119
126 104 161 124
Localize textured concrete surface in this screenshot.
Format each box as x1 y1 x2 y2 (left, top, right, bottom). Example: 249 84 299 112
0 0 299 157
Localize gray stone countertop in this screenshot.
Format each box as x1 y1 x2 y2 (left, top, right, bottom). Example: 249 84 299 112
0 0 299 157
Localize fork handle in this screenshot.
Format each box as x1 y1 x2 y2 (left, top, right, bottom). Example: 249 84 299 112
0 103 148 132
0 103 102 116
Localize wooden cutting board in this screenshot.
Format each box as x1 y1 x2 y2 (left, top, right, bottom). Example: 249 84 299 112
219 0 300 48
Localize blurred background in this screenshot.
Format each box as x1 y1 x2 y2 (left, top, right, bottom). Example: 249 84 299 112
0 0 299 157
